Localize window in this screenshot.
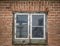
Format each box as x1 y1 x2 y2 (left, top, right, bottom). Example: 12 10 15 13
15 14 29 39
13 13 47 44
31 14 45 39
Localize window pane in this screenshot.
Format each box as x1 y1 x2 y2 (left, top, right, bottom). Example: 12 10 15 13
16 15 28 23
16 15 28 38
32 15 44 26
16 26 28 38
32 27 43 38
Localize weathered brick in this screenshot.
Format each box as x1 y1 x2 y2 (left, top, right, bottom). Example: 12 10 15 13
0 0 60 46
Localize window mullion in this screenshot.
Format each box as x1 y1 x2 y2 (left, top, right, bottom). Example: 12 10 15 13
29 14 32 39
44 14 46 39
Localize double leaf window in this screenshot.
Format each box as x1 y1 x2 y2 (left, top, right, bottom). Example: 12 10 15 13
13 13 47 44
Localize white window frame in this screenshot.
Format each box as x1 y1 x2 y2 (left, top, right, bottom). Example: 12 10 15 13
14 13 46 40
30 13 46 39
14 13 29 39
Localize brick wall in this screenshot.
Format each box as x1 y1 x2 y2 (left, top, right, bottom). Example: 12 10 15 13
0 0 60 46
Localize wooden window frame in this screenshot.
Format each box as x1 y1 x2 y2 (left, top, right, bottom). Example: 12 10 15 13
13 12 47 44
14 13 29 39
30 13 46 39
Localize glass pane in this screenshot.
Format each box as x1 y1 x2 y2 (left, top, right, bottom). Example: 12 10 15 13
32 15 44 26
32 27 43 38
16 15 28 38
16 15 28 23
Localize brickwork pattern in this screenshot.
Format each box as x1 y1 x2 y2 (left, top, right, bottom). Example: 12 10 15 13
0 0 60 46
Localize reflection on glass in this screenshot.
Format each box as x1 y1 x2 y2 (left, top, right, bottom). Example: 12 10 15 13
16 15 28 38
32 27 43 38
32 15 44 26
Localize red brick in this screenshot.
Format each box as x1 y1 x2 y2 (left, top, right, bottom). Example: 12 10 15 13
0 0 60 46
